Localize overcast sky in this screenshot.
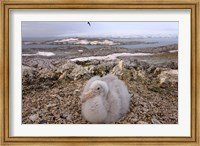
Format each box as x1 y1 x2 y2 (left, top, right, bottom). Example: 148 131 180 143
22 22 178 38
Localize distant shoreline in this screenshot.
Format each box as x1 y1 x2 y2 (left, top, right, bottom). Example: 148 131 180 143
22 37 178 50
22 43 178 57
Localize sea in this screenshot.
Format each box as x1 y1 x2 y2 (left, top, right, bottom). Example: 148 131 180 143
22 37 178 49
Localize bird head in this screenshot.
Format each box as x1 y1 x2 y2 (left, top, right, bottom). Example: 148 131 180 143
82 80 109 103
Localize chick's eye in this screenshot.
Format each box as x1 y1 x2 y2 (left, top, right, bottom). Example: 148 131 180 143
97 87 100 90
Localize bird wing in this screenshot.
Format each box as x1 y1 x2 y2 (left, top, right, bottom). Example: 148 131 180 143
102 75 131 115
104 88 121 123
101 74 118 83
87 22 91 26
113 79 131 115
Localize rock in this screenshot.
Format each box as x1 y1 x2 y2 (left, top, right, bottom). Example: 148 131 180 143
70 65 90 80
22 65 37 77
148 86 162 93
29 114 39 122
168 62 178 69
147 65 156 74
159 61 178 69
129 118 138 123
84 65 96 74
151 118 161 124
58 71 70 80
25 59 56 69
62 113 69 118
137 121 148 124
132 69 146 81
138 61 150 69
73 89 80 95
153 68 162 75
46 103 57 108
85 60 100 65
158 69 178 88
104 61 116 70
123 59 138 69
96 64 108 75
51 94 63 101
39 120 47 124
111 60 124 76
61 61 77 71
66 114 72 121
39 68 57 80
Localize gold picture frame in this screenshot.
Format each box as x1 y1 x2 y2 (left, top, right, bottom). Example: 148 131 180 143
0 0 199 145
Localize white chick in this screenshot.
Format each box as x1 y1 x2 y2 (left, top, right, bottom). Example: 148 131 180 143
80 74 131 124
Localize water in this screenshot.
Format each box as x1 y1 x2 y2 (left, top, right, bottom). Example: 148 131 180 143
111 37 178 49
22 37 178 49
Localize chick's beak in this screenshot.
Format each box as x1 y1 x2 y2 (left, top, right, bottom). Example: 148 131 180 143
81 90 95 103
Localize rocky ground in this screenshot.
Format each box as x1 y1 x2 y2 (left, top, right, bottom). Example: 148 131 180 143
22 44 178 124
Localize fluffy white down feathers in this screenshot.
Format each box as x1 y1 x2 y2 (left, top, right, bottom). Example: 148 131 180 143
80 74 131 124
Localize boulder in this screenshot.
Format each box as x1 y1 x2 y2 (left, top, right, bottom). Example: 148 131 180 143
25 59 56 70
22 65 37 77
84 65 97 74
111 60 124 76
70 65 90 80
39 68 58 80
29 114 39 122
147 65 156 74
57 60 78 73
158 69 178 88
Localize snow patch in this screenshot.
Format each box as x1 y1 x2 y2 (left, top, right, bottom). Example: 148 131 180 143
169 50 178 53
70 53 152 62
54 38 78 43
53 38 118 45
78 50 83 52
22 51 55 57
37 52 55 56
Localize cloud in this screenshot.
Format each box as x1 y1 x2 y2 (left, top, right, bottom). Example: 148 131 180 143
22 22 178 38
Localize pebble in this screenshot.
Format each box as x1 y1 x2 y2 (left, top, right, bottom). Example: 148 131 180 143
46 103 57 108
39 120 47 124
151 118 161 124
137 121 149 124
29 114 39 122
62 113 69 118
66 114 72 121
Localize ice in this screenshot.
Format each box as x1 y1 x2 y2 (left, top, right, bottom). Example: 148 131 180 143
22 51 55 57
169 50 178 53
70 53 152 62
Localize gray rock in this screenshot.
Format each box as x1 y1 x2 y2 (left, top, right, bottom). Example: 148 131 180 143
46 103 57 108
110 60 124 76
29 114 39 122
62 113 69 118
39 120 47 124
84 65 97 74
58 71 71 80
39 68 57 79
25 59 56 69
22 65 37 77
158 69 178 88
154 68 162 75
137 121 148 124
138 61 150 69
147 65 156 74
70 65 90 80
151 118 161 124
57 60 78 73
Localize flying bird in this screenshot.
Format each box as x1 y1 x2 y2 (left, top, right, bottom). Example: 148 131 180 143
87 22 91 27
80 74 131 124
